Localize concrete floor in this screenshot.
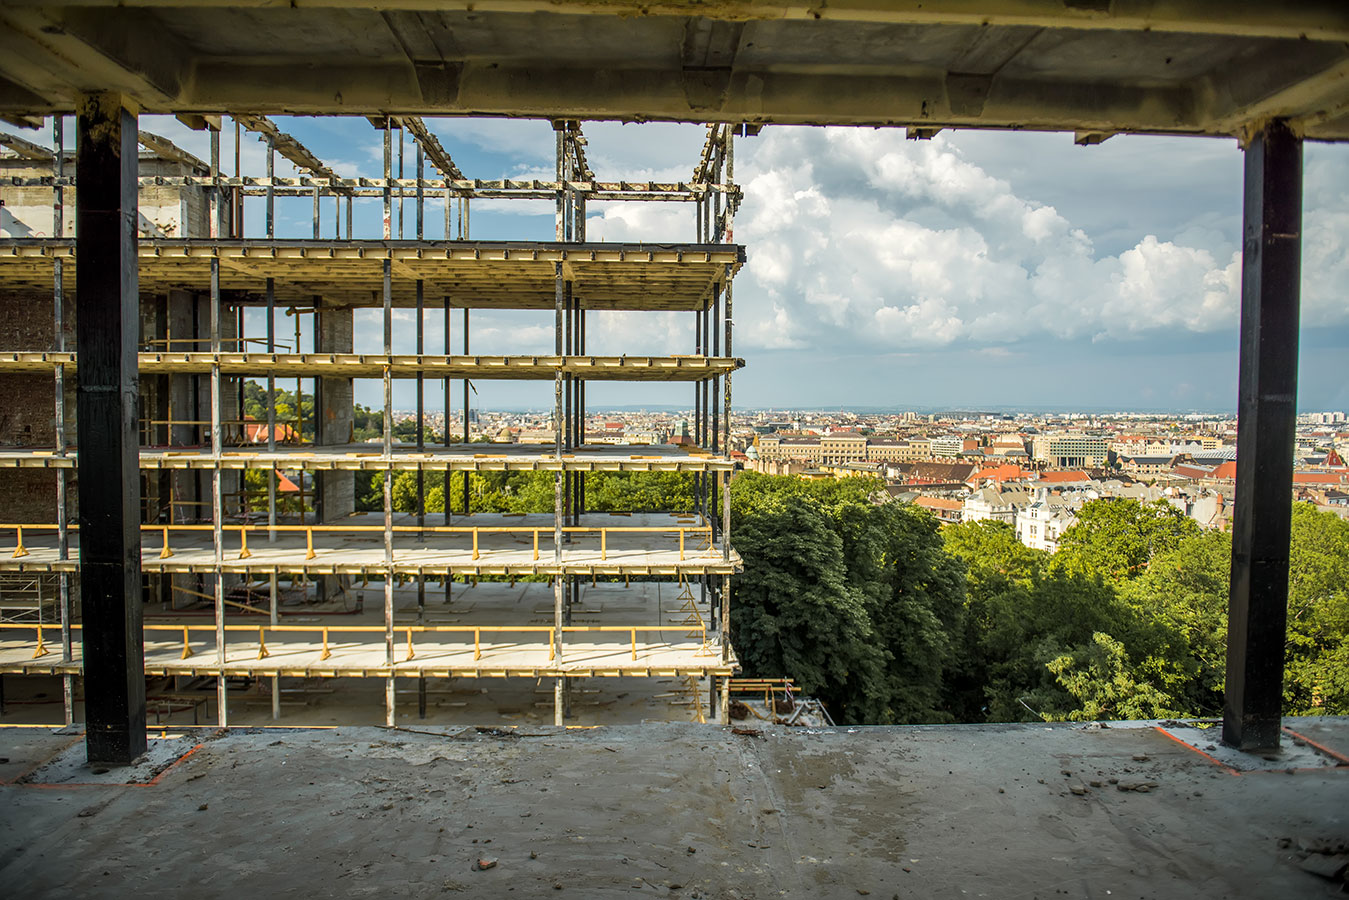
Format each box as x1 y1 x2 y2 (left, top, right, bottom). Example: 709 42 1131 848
1 580 733 679
2 719 1346 899
3 511 739 575
0 672 714 728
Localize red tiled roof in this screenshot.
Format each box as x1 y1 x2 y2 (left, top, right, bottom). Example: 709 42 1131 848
968 463 1029 485
1294 472 1349 485
914 496 963 511
1211 461 1238 480
1038 471 1089 483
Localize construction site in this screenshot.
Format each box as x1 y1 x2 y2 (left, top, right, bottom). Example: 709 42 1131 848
0 113 748 727
0 3 1347 898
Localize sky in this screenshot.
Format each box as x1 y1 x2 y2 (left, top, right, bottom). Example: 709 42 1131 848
8 114 1348 414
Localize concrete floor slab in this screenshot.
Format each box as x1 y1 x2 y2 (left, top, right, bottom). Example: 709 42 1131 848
0 442 735 472
1 580 735 678
1 672 718 729
2 512 740 575
1 720 1346 898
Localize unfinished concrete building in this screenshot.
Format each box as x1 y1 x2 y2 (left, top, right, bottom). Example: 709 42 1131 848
0 115 746 728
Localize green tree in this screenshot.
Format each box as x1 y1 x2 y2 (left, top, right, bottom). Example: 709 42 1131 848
1048 632 1182 721
1056 498 1200 580
847 501 966 723
1121 529 1231 715
1285 502 1349 715
355 470 382 511
585 472 695 514
240 468 309 515
729 492 886 722
728 474 966 724
942 520 1049 720
943 514 1193 722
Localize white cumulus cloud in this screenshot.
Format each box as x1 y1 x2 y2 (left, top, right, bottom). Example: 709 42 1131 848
704 127 1348 354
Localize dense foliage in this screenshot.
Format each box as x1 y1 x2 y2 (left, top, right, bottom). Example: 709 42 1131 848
728 476 1349 725
355 469 697 515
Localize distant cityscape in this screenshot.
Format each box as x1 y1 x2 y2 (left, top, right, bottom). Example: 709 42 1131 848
385 405 1349 551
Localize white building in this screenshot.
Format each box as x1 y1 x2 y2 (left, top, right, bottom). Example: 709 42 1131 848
962 487 1031 525
1015 489 1078 552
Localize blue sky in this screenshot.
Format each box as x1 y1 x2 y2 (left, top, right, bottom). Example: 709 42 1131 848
11 115 1349 414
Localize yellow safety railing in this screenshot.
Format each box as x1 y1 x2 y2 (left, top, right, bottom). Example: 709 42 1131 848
2 521 716 564
0 620 711 665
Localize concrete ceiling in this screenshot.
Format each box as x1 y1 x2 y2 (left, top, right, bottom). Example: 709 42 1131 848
1 1 1347 140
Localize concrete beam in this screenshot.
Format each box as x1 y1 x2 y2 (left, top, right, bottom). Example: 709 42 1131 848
234 114 355 196
0 8 185 106
137 130 208 172
23 2 1349 43
0 129 54 160
0 5 1345 138
184 61 1207 131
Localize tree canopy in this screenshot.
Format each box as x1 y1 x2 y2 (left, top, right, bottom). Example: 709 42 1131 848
729 477 1349 725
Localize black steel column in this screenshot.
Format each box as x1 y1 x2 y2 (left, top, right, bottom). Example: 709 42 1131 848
76 93 146 765
1223 118 1302 752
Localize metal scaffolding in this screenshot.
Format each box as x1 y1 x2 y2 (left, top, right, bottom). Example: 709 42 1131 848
0 113 745 744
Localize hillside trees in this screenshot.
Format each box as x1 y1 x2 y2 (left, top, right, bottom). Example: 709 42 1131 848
729 474 965 724
944 515 1196 722
1285 502 1349 714
1055 498 1199 580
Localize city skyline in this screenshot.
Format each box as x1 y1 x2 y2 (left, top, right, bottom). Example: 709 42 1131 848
7 115 1348 412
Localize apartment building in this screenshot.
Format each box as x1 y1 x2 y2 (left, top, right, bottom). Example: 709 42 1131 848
1031 433 1109 468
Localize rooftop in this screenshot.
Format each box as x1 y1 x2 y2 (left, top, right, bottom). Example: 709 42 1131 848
2 718 1347 898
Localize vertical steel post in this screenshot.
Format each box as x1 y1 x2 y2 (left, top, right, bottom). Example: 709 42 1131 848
444 296 452 606
416 142 426 565
52 115 74 726
1223 119 1303 752
265 135 274 236
233 118 242 238
579 308 586 515
75 94 146 764
553 262 565 679
450 171 461 238
383 261 395 726
444 297 452 506
711 288 720 541
723 269 733 643
462 309 470 513
416 279 426 617
398 123 404 240
209 123 229 726
265 136 277 546
382 120 396 726
382 121 392 241
725 127 735 243
211 241 226 727
554 123 565 242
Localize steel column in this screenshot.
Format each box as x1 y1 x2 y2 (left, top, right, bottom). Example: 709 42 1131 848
553 262 565 671
1223 119 1303 752
52 115 73 726
75 93 146 765
462 309 470 513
